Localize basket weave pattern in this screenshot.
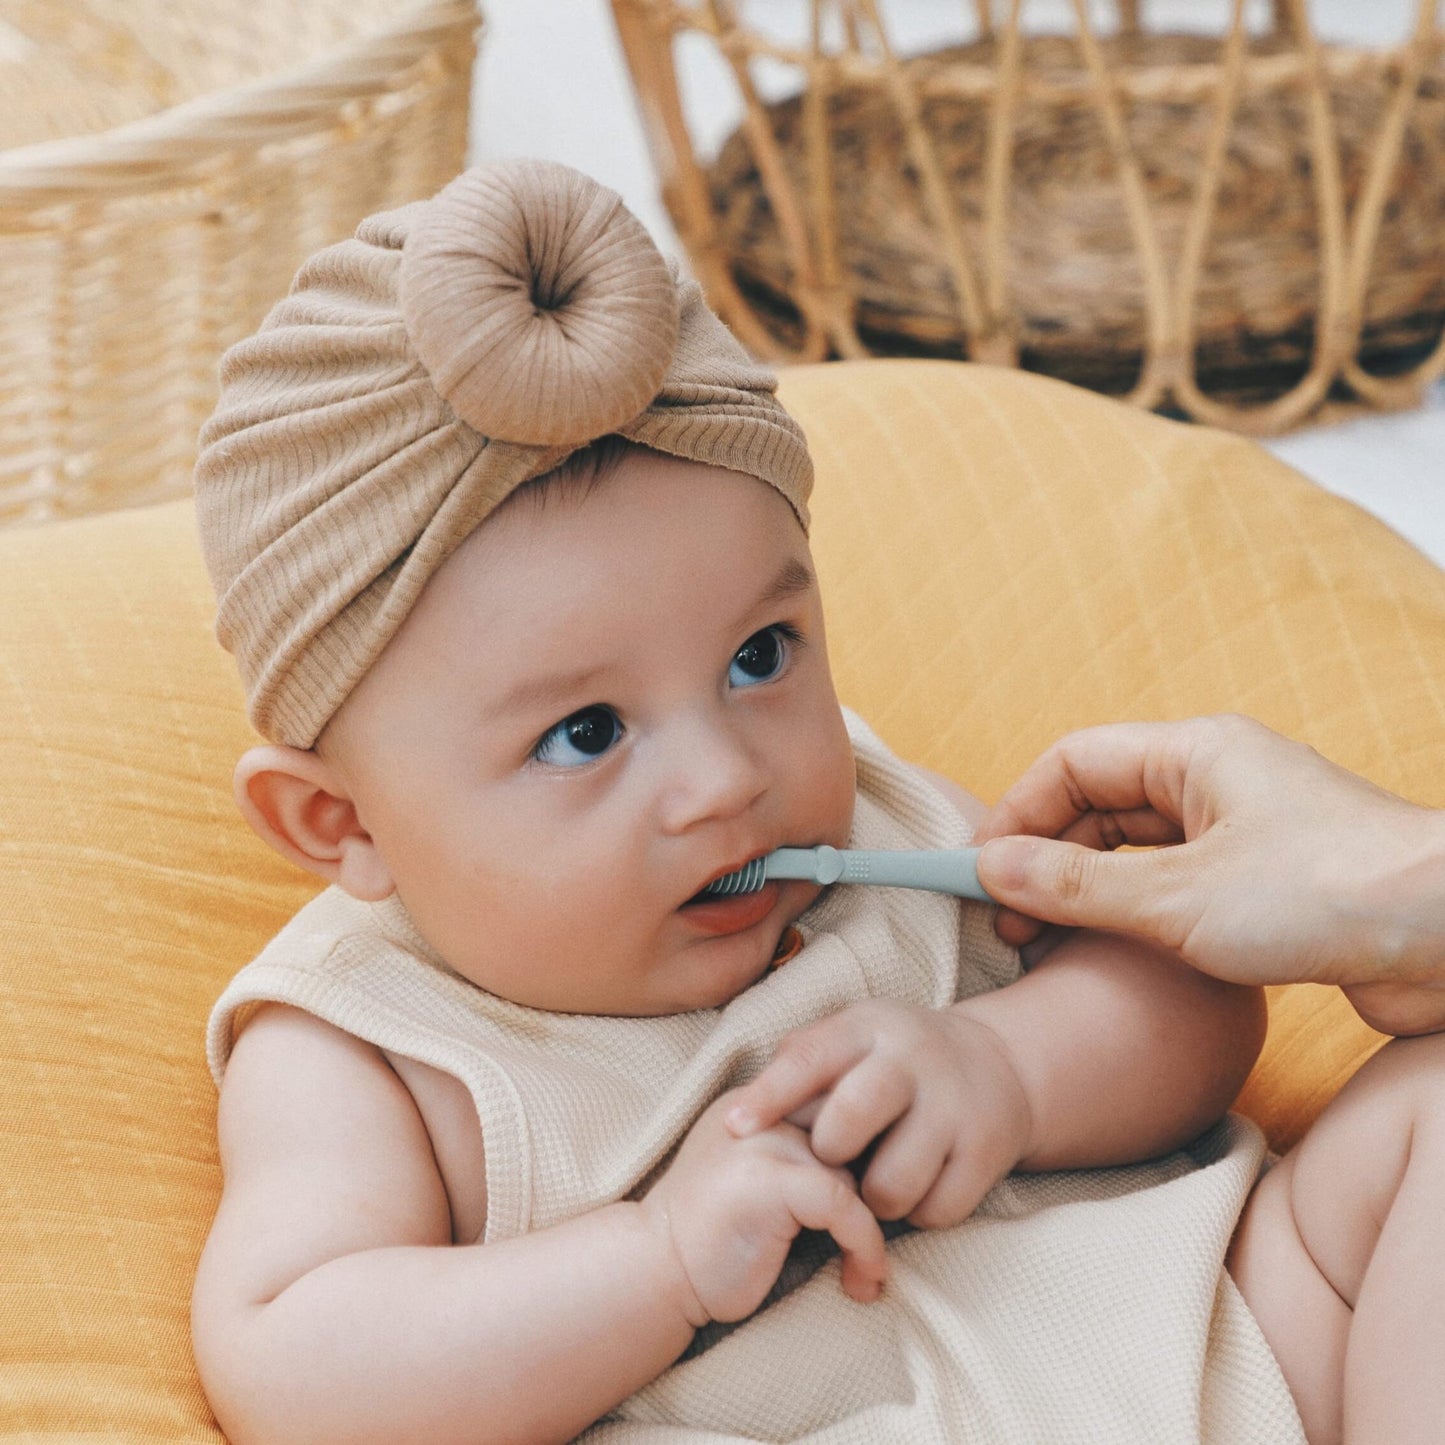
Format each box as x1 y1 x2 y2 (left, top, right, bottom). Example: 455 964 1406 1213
612 0 1445 434
0 0 479 527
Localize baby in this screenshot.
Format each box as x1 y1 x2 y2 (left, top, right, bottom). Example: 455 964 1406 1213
189 161 1433 1445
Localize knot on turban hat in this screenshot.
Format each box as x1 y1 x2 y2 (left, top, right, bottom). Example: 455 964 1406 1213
194 158 813 749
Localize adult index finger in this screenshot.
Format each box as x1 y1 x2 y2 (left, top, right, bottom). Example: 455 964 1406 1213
973 720 1196 843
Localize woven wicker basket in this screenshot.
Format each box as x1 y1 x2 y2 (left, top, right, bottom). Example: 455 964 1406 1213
0 0 479 527
612 0 1445 434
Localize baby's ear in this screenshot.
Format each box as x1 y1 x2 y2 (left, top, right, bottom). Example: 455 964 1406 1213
233 745 395 902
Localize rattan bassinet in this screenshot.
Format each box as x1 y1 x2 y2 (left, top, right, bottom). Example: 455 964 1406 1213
613 0 1445 435
0 0 479 527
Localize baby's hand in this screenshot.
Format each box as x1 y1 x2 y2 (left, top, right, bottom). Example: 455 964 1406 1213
639 1091 888 1327
725 1001 1033 1230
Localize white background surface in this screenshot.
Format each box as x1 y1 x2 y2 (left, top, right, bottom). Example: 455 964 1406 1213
469 1 1444 566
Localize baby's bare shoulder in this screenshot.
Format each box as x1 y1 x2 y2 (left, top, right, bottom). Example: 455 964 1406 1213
198 1004 453 1312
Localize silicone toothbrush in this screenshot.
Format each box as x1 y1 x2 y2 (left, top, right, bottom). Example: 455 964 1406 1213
704 845 992 902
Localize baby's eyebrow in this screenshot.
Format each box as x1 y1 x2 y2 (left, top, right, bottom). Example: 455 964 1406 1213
485 662 610 724
486 558 815 724
754 557 815 612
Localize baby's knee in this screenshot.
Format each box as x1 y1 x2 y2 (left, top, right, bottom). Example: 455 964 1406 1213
1346 1031 1445 1125
1279 1037 1445 1298
1298 1033 1445 1190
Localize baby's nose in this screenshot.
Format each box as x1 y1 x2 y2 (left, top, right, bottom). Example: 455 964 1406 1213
655 717 770 834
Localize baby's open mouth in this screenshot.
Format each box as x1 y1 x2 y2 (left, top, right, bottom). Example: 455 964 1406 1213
675 879 781 938
679 879 744 908
680 853 770 908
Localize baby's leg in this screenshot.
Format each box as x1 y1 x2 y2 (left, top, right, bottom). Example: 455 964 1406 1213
1227 1032 1445 1445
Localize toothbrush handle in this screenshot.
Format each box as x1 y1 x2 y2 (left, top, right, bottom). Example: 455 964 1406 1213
840 847 991 901
764 846 992 902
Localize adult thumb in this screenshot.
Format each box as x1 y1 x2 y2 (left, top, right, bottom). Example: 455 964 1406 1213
977 835 1172 936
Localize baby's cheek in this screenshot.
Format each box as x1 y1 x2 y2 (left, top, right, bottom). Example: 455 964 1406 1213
420 854 561 993
801 712 857 847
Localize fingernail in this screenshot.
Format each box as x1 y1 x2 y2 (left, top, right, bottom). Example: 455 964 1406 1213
980 837 1036 891
725 1104 754 1135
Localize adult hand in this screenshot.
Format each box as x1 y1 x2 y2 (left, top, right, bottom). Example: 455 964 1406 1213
972 715 1445 1035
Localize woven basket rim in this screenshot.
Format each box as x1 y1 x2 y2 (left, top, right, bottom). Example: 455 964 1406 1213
0 0 479 205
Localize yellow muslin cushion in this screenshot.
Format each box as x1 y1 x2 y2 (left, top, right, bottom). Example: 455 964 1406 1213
0 503 313 1441
2 357 1442 1435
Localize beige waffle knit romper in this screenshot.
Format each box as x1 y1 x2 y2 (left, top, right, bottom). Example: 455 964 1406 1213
208 711 1303 1444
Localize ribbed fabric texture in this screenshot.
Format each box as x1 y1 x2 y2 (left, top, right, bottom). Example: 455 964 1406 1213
193 160 813 748
208 711 1301 1443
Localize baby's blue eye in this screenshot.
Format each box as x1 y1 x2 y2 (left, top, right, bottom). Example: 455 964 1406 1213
729 625 795 688
532 705 623 768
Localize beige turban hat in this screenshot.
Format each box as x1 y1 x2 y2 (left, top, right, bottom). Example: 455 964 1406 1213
195 158 812 749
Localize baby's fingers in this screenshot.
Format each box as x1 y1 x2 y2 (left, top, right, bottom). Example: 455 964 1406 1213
726 1018 865 1138
855 1103 953 1221
808 1055 915 1167
785 1164 888 1304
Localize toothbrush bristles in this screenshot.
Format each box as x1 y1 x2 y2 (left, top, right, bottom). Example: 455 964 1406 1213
703 856 768 896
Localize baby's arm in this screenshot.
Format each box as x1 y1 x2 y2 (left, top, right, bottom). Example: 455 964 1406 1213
953 924 1265 1169
192 1003 886 1445
726 771 1265 1225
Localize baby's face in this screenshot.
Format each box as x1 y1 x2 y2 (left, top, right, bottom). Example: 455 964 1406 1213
322 450 856 1014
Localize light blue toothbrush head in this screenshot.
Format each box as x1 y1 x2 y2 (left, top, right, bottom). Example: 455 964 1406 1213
702 856 769 895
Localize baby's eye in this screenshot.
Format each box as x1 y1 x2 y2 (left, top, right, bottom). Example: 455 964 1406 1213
532 705 623 768
729 624 799 688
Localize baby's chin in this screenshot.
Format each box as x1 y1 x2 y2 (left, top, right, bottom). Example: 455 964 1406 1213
427 875 820 1016
668 944 780 1014
660 890 819 1013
